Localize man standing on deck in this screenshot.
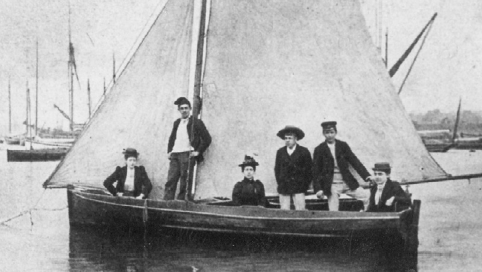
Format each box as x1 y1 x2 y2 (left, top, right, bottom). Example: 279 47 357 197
164 97 212 200
312 121 372 211
274 126 312 210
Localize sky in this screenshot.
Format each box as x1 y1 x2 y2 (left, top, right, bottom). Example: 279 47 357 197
361 0 482 114
0 0 481 135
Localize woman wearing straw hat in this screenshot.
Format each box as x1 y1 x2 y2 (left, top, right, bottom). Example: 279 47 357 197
103 148 152 199
232 155 267 207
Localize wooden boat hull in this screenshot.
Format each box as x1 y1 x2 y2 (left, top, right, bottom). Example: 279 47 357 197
424 143 454 152
454 139 482 150
67 187 419 243
4 137 21 145
7 148 68 162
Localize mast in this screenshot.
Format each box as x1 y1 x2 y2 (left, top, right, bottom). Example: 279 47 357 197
113 53 116 84
389 13 437 77
187 0 208 200
35 39 39 136
384 28 388 67
452 98 462 144
8 78 11 134
397 19 436 95
26 81 31 141
68 1 74 131
87 79 91 118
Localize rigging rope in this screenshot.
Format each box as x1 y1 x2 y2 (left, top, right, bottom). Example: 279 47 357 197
0 188 67 226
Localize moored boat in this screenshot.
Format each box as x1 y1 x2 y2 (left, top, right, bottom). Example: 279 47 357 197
7 148 68 162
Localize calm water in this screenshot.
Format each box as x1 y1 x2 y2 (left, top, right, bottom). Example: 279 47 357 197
1 149 482 271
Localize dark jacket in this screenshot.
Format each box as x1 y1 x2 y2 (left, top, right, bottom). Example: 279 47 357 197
274 145 312 195
232 178 267 207
103 166 152 198
367 179 412 212
312 139 370 196
167 116 212 162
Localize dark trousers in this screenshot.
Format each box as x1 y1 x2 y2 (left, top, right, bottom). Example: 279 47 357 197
164 152 195 200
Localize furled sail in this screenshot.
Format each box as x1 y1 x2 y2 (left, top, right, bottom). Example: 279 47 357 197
44 0 194 200
195 0 447 199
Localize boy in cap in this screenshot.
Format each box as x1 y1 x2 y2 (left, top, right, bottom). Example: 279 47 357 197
274 125 312 210
366 162 412 212
313 121 372 211
164 97 212 200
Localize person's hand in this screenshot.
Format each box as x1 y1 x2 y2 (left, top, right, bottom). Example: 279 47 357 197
117 192 123 197
190 151 199 157
136 194 145 200
168 152 172 160
316 190 324 199
386 196 395 206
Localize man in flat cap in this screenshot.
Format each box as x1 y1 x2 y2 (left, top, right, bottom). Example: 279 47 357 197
313 121 372 211
164 97 212 200
274 126 312 210
366 162 411 212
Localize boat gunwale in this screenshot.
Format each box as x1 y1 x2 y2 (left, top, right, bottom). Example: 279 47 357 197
71 188 409 222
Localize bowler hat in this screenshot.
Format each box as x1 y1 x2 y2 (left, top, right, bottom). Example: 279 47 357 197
174 97 191 107
238 155 259 168
372 162 391 173
277 125 305 140
123 147 139 158
321 121 337 130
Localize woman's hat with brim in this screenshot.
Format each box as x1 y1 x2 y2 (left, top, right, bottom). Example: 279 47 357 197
238 155 259 168
276 125 305 140
372 162 391 173
123 147 139 158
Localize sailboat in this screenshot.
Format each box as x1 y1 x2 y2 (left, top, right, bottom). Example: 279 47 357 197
8 43 70 162
44 0 461 257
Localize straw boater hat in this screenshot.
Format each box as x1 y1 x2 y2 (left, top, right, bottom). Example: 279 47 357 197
238 155 259 168
122 148 139 158
276 125 305 140
372 162 391 173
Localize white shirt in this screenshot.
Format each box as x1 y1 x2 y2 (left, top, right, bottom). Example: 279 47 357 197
124 167 135 191
327 142 340 173
171 116 193 153
287 144 297 156
375 184 385 205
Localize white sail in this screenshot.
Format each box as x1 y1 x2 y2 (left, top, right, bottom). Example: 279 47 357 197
45 0 447 202
194 0 446 199
45 0 195 200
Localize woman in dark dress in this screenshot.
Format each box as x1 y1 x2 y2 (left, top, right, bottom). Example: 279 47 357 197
103 148 152 199
232 155 267 207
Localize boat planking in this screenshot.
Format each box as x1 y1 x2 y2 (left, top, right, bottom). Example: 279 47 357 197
67 185 420 254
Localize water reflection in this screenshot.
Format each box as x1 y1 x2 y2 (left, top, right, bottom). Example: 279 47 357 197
68 226 417 271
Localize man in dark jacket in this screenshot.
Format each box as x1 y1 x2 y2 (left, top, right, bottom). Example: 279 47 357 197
366 162 412 212
313 121 372 211
164 97 212 200
274 126 312 210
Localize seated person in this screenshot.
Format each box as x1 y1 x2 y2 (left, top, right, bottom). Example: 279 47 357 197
232 155 267 207
103 148 152 199
366 162 411 212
